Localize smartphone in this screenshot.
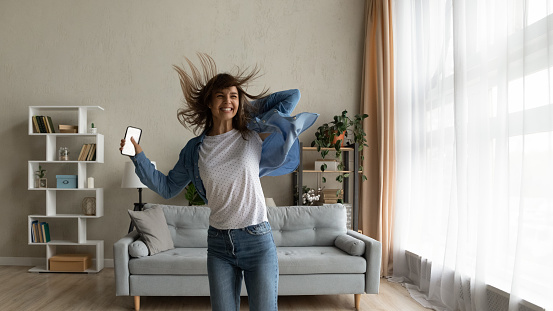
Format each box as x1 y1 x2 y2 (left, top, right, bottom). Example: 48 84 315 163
121 126 142 156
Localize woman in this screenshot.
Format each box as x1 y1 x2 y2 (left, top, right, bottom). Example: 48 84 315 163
120 54 318 311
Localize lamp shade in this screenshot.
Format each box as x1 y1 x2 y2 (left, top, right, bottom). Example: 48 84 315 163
121 161 156 188
265 197 277 207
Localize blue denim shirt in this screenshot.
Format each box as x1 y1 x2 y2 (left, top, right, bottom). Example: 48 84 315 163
131 89 318 203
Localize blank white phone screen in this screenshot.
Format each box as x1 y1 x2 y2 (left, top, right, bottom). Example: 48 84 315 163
122 127 142 156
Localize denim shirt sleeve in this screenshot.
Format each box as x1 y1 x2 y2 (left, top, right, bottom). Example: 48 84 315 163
253 89 301 115
131 136 208 203
248 89 319 177
131 147 191 200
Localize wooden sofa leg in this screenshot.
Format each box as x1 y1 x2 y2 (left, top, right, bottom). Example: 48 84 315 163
354 294 361 310
134 296 140 311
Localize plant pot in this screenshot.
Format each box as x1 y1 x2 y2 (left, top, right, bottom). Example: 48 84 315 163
332 131 346 146
36 178 47 188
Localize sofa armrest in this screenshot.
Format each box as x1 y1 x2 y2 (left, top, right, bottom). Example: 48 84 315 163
113 231 139 296
347 230 382 294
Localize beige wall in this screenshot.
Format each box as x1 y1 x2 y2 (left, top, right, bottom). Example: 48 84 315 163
0 0 365 260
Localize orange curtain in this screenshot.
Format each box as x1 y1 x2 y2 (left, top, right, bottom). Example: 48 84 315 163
359 0 395 277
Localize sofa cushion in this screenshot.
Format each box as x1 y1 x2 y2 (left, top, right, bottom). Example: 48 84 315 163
268 204 347 247
129 248 208 275
335 234 365 256
144 204 210 248
128 206 174 255
128 246 365 276
277 246 366 274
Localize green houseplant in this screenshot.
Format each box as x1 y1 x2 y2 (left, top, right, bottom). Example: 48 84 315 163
185 183 205 206
311 110 368 183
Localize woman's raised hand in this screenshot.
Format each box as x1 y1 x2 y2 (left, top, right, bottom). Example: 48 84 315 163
119 137 143 156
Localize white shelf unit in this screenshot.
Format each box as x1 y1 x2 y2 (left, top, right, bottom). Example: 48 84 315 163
294 144 360 231
28 106 104 273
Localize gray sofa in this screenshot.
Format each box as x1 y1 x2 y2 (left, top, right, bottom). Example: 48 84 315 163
114 203 382 310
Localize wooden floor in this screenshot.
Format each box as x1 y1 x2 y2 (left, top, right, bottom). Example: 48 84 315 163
0 266 429 311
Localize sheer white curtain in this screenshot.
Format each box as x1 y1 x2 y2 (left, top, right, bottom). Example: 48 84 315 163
393 1 553 310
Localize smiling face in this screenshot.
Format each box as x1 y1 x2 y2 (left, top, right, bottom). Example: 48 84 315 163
209 86 240 126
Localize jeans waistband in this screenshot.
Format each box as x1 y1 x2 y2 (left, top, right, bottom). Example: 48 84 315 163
209 221 271 233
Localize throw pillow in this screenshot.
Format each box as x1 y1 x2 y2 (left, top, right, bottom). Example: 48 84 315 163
129 240 149 258
128 206 174 255
335 234 365 256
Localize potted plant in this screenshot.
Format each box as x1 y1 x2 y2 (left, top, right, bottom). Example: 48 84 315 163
184 183 205 206
310 110 368 183
35 165 47 188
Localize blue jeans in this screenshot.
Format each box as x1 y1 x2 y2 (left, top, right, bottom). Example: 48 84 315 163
207 221 279 311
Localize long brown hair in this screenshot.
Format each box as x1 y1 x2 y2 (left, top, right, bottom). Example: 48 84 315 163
174 53 268 138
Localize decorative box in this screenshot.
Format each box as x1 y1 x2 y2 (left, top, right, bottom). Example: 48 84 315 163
49 254 91 272
56 175 77 188
314 159 339 171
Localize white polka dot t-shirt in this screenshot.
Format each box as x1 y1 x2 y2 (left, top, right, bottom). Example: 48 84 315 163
198 129 268 229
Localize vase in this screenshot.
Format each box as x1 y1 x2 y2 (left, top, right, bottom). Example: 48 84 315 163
81 197 96 216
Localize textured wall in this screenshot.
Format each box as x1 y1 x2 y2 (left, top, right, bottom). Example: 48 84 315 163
0 0 365 260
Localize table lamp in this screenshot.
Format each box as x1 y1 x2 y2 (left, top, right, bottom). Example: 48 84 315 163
265 198 277 207
121 161 156 232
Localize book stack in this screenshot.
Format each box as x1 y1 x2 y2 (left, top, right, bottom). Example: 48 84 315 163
322 189 344 204
58 125 78 133
77 144 97 161
31 116 56 133
31 220 51 243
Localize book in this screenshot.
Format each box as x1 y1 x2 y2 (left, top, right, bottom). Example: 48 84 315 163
77 145 84 161
31 220 38 243
87 144 96 161
36 116 48 133
85 144 92 161
79 144 91 161
41 222 51 243
32 117 40 133
33 221 41 243
90 144 96 161
323 195 343 201
83 144 91 161
77 144 88 161
38 222 45 243
58 125 78 133
322 189 344 200
46 116 56 133
41 116 50 133
322 189 343 194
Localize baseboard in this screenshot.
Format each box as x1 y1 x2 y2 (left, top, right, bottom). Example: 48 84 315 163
0 257 44 266
0 257 114 268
